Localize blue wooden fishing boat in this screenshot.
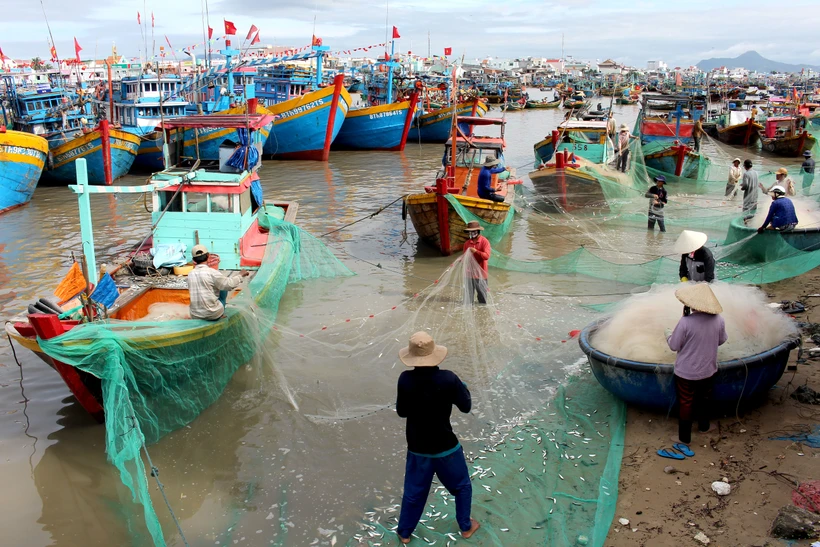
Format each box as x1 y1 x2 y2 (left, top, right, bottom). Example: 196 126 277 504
333 97 418 151
579 321 799 411
407 99 488 143
0 128 49 213
641 141 706 179
3 75 139 184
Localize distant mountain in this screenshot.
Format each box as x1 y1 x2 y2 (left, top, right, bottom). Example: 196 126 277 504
695 51 820 73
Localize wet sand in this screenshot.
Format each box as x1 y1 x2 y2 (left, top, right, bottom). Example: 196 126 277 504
607 270 820 546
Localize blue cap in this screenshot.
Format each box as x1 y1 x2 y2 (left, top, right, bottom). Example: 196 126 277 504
654 175 666 183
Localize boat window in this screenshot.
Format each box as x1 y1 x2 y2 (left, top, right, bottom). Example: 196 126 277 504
239 190 251 216
159 191 182 212
185 192 210 213
209 194 233 213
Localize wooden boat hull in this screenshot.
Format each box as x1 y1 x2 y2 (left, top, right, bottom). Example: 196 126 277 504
716 121 763 146
525 100 561 109
724 217 820 259
615 98 637 105
405 191 512 251
0 130 48 213
332 99 416 151
563 100 585 109
41 128 140 185
760 132 816 158
533 135 555 166
579 322 799 412
528 165 612 213
263 77 351 160
407 100 488 143
643 144 703 179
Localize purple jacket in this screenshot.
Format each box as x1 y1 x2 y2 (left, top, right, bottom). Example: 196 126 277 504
667 312 728 380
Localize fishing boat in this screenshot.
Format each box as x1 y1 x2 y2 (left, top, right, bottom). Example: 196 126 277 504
759 117 816 157
4 113 296 423
724 217 820 258
579 321 799 411
525 99 561 109
502 101 525 112
615 96 637 105
637 93 707 178
407 99 488 143
715 110 763 146
563 99 585 109
405 116 517 255
0 128 49 213
3 75 139 184
532 120 614 166
641 141 706 179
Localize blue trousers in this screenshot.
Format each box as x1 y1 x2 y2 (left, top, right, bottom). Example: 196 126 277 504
397 446 472 539
218 290 228 307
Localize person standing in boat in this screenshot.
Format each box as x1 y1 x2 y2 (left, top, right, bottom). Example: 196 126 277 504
646 175 668 232
187 245 249 321
477 157 508 203
462 220 491 305
739 159 760 223
801 150 815 191
757 185 798 233
674 230 715 283
725 158 742 198
615 124 635 173
692 117 704 153
665 283 728 445
395 332 479 544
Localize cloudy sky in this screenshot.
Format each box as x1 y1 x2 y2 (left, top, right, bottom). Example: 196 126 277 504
2 0 819 67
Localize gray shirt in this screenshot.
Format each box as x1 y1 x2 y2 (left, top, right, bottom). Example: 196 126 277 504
740 168 759 213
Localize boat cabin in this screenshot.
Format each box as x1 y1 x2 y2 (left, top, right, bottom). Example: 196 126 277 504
554 120 613 164
440 116 510 196
256 64 315 106
763 116 800 139
108 75 190 130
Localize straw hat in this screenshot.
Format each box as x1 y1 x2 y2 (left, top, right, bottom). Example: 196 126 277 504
619 124 629 132
775 167 789 176
399 331 448 367
673 230 708 255
675 283 723 315
463 220 484 232
732 157 741 164
192 244 209 258
483 156 501 167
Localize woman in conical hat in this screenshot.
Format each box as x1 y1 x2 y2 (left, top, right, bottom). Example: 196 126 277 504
665 283 727 447
674 230 715 283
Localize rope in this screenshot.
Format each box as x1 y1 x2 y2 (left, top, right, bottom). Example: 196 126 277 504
318 194 408 238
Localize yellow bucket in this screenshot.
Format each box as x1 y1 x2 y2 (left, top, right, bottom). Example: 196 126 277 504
173 264 195 276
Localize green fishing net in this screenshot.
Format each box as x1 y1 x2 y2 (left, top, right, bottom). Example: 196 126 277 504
444 193 516 244
37 219 353 546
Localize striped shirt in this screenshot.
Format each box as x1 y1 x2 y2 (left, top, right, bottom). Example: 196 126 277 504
188 264 242 320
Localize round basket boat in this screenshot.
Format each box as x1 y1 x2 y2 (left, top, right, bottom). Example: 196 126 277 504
578 320 800 412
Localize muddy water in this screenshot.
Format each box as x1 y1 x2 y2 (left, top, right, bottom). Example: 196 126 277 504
0 96 796 546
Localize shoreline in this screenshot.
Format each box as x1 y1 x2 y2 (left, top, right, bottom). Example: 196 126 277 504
606 270 820 546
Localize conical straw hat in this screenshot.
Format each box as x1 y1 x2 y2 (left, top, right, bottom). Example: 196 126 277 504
675 283 723 315
673 230 708 255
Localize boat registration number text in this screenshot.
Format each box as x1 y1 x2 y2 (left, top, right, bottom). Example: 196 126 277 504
279 99 325 120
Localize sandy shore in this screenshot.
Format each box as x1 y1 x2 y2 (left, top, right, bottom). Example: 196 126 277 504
606 271 820 546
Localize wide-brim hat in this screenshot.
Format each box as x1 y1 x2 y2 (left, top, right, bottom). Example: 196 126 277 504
484 157 501 167
619 124 629 132
399 331 448 367
732 157 741 164
804 151 813 157
463 220 484 232
673 230 708 255
675 283 723 315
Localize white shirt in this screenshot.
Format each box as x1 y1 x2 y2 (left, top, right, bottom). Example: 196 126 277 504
187 264 242 320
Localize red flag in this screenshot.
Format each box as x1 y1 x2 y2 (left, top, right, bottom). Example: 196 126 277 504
0 46 5 60
311 35 322 46
74 37 82 62
444 47 452 56
246 24 258 40
250 32 260 45
392 26 400 39
208 26 213 39
137 11 141 24
165 35 173 50
151 12 155 27
224 19 237 35
50 44 58 60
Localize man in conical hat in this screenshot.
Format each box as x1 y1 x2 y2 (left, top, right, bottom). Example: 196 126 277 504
674 230 715 283
395 332 480 543
665 283 728 445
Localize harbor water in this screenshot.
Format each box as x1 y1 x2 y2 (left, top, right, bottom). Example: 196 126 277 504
0 96 806 546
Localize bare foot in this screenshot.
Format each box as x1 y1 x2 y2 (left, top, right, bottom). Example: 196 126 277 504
397 532 411 544
461 518 481 539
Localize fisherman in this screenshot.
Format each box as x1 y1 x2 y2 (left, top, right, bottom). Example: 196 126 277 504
770 167 796 196
757 185 798 233
692 117 704 153
646 175 668 232
187 244 249 321
462 220 491 305
801 150 815 190
395 332 479 544
477 157 508 203
675 230 715 283
606 112 617 141
725 158 742 198
665 283 728 445
739 159 760 223
615 124 634 173
750 105 759 120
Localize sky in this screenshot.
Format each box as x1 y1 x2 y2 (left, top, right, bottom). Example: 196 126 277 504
2 0 819 68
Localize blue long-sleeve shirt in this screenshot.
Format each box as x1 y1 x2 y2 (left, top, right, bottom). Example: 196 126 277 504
761 197 798 229
477 165 506 199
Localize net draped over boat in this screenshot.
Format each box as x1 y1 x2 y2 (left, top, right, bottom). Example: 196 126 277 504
37 219 353 547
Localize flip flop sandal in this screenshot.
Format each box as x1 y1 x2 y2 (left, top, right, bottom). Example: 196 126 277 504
673 443 695 457
657 448 685 460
